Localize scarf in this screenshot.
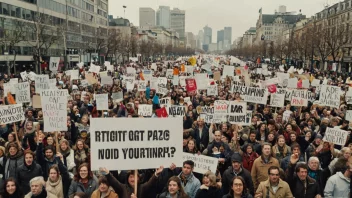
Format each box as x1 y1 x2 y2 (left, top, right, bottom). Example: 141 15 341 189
75 149 87 164
46 175 64 198
308 169 317 180
180 174 190 186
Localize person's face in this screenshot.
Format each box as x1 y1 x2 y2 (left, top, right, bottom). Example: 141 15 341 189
26 122 33 130
25 153 33 166
8 134 14 142
77 141 84 150
197 119 204 126
9 147 17 156
276 115 282 122
221 124 227 132
260 124 266 131
30 182 42 195
47 137 54 145
81 116 88 124
268 134 274 141
182 164 193 175
128 174 138 186
79 166 88 179
232 179 244 195
344 149 351 159
308 160 319 171
187 141 195 150
269 169 280 183
221 135 228 143
202 176 210 187
278 138 285 146
246 146 253 154
232 162 241 171
297 168 308 181
60 142 68 151
45 149 54 159
27 111 33 117
249 133 256 141
252 116 258 123
214 131 221 142
262 145 271 156
290 134 297 142
315 138 322 145
99 183 109 193
49 169 58 181
168 181 179 195
286 125 292 132
6 181 16 195
263 108 269 114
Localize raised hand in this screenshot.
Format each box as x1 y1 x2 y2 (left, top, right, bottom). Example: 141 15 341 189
290 153 299 165
155 166 164 176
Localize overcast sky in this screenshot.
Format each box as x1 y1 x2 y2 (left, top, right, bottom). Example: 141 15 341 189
108 0 339 43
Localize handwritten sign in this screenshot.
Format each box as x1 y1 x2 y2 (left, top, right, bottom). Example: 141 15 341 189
20 71 36 82
138 81 147 91
232 85 268 105
49 57 60 72
291 89 308 106
159 97 171 107
0 104 25 124
182 153 218 174
319 85 340 108
138 104 153 117
41 90 68 132
207 85 218 96
157 77 168 95
96 94 108 110
35 75 50 93
270 93 285 107
15 82 30 103
214 100 230 114
168 106 186 117
323 128 349 146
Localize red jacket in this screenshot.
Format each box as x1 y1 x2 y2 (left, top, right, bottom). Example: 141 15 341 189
242 152 259 172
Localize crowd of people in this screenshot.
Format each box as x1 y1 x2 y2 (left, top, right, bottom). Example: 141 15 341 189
0 55 351 198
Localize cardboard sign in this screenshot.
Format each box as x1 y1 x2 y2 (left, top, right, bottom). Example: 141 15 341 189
15 82 30 103
86 73 99 85
41 90 68 132
32 95 42 108
291 89 308 106
138 81 147 91
138 104 152 117
157 77 168 95
90 118 183 170
0 104 25 124
185 78 197 95
182 153 218 174
112 92 123 101
168 106 186 117
207 85 218 96
49 57 60 72
323 127 349 146
159 97 171 107
96 94 109 110
101 76 113 85
270 93 285 107
232 85 268 105
213 71 221 81
214 100 230 114
319 85 340 108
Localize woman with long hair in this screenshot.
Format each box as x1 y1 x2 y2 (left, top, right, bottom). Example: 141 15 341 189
91 177 119 198
72 139 90 168
4 143 23 179
157 176 189 198
183 139 199 154
195 171 222 198
59 139 76 174
222 176 253 198
0 178 24 198
271 135 291 164
256 123 267 144
68 163 98 197
242 144 259 172
46 157 71 198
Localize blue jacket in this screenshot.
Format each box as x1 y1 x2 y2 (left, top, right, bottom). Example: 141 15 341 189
178 172 201 198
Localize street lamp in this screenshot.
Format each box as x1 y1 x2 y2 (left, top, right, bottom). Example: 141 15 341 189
123 6 127 19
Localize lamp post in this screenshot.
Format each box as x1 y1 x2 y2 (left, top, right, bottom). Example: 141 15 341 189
123 6 127 19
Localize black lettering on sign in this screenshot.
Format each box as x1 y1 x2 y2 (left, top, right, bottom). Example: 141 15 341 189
98 149 119 159
95 131 127 142
230 105 243 113
147 130 170 141
128 130 145 141
121 147 176 159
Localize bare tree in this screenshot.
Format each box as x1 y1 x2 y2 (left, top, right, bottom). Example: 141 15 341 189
325 23 350 63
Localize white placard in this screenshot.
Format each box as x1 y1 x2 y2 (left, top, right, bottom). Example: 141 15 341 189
319 85 340 108
346 89 352 104
90 118 183 171
222 65 234 78
232 85 268 105
49 57 60 72
96 94 108 110
207 85 218 96
101 76 113 85
0 104 25 124
15 82 30 103
41 90 68 132
173 75 179 86
157 77 168 95
182 153 218 174
35 75 50 93
143 70 152 82
195 73 208 90
125 77 135 91
168 106 186 117
20 71 36 82
166 69 173 79
270 93 285 107
346 110 352 121
291 89 308 106
138 104 153 117
302 80 310 88
323 127 349 146
159 97 171 107
214 100 230 114
138 81 147 91
287 78 298 88
311 79 320 86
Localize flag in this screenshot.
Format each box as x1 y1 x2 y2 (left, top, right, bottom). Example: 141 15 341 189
156 107 168 117
267 84 277 93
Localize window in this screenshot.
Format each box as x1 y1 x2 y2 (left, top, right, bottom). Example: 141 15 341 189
2 3 9 15
15 7 21 18
101 2 107 10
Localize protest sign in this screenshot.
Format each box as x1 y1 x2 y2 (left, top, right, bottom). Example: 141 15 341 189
319 85 340 108
67 70 79 80
185 78 197 95
197 106 214 114
182 153 218 174
291 89 308 106
156 77 168 95
195 73 208 90
173 75 179 86
41 90 67 132
179 76 187 87
15 82 30 103
49 57 60 72
138 104 153 117
168 106 186 117
95 94 108 110
302 80 310 88
20 71 36 81
142 70 152 82
138 81 147 91
346 110 352 121
308 91 316 102
7 78 18 93
270 93 285 107
227 101 246 115
49 79 57 89
213 71 221 81
207 85 218 96
159 97 171 107
35 75 50 93
125 77 135 91
214 100 230 114
86 73 98 85
32 95 42 108
206 114 227 123
90 117 183 170
311 79 320 86
0 104 25 124
166 69 173 79
112 92 123 101
232 85 268 105
222 66 234 78
101 76 113 85
346 89 352 104
323 128 349 146
287 78 298 88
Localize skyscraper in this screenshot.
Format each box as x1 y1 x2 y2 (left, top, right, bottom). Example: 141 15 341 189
170 8 186 42
139 8 156 28
224 27 232 50
156 6 171 28
217 30 224 50
203 26 212 45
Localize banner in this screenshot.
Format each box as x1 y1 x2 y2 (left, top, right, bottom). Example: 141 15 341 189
232 85 268 104
96 94 109 110
182 153 218 174
20 71 36 81
159 97 171 107
323 128 349 146
138 81 147 91
138 105 153 117
319 85 340 108
49 57 60 72
157 77 168 95
214 100 230 114
41 90 68 132
185 78 197 95
15 82 30 103
270 93 285 107
90 118 183 170
207 85 218 96
0 104 25 124
291 89 308 106
168 106 186 117
35 75 50 93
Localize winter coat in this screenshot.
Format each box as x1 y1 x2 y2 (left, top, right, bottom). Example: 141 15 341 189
324 171 350 198
195 186 222 198
222 192 253 198
24 188 55 198
36 143 61 180
105 173 128 198
157 191 189 198
68 178 98 197
4 151 23 179
16 162 43 194
61 149 75 172
287 163 320 198
222 166 254 196
256 179 293 198
271 145 291 163
46 159 71 198
251 156 279 189
91 187 119 198
178 172 201 198
193 126 209 152
242 152 259 172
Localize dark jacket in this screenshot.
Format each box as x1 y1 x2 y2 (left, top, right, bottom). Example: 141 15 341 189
68 178 98 197
287 163 320 198
105 173 128 198
195 186 222 198
222 192 253 198
193 126 209 152
56 157 72 198
157 192 189 198
36 143 61 181
222 166 254 196
4 151 24 179
16 162 43 194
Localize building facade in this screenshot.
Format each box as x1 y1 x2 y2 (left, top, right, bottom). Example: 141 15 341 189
139 7 155 29
170 8 185 44
156 6 170 28
242 27 256 47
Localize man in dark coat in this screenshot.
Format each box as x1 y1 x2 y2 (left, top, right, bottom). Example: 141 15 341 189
193 118 209 152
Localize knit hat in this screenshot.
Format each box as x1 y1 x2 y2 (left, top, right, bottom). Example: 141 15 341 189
231 153 242 163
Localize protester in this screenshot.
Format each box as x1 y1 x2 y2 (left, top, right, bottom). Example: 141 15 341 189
0 177 24 198
222 176 253 198
46 158 71 198
25 176 50 198
157 176 189 198
68 163 98 197
195 171 222 198
324 157 352 197
91 177 119 198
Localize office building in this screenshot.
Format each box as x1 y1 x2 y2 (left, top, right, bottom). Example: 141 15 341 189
170 8 185 43
139 7 155 29
156 6 170 28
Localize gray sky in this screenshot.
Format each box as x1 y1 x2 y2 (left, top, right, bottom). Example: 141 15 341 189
109 0 338 43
